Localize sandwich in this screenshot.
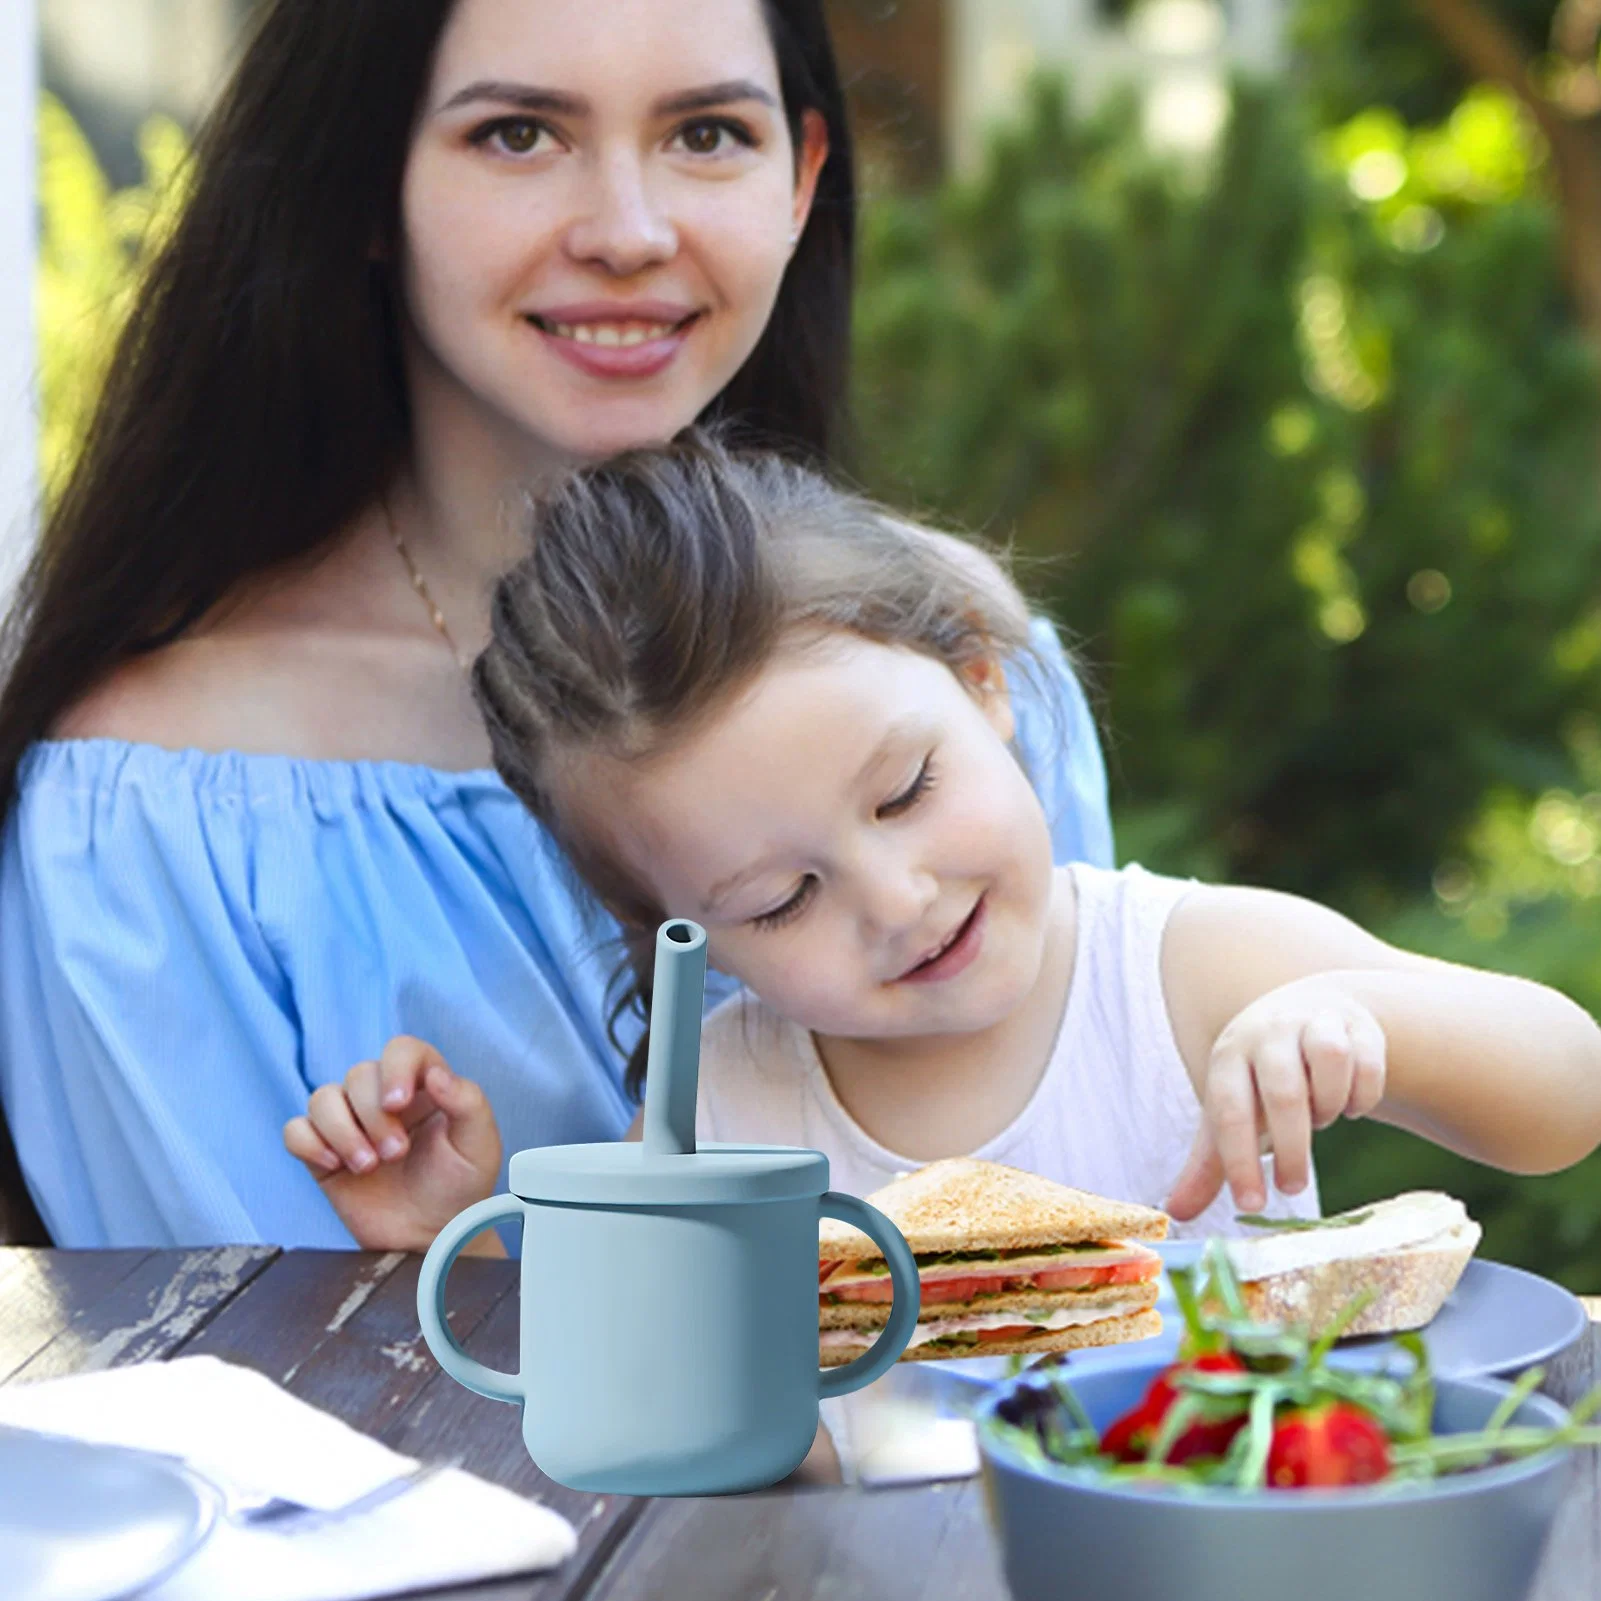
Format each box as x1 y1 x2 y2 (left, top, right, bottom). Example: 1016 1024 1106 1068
1223 1191 1481 1337
818 1157 1170 1365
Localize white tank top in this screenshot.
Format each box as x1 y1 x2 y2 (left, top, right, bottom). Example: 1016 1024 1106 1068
693 861 1322 1239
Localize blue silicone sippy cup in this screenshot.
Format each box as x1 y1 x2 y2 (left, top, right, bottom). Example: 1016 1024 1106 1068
416 918 920 1496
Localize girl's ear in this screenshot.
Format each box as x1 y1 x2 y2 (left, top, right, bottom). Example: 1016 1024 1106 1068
961 652 1015 743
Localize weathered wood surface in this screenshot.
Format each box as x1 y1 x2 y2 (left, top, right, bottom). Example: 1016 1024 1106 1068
1 1250 1597 1601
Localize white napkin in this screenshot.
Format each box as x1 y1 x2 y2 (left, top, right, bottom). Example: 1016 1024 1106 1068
819 1364 981 1488
0 1355 578 1601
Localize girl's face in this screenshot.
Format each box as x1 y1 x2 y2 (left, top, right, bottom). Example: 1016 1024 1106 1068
399 0 828 465
575 634 1058 1043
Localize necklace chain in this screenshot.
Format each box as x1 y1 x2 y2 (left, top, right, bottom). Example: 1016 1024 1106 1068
383 501 474 677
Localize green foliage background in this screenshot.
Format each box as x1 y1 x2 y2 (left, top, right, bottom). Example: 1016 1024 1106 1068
850 72 1601 1290
36 7 1601 1288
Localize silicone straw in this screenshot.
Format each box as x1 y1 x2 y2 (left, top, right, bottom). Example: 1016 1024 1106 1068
641 919 707 1155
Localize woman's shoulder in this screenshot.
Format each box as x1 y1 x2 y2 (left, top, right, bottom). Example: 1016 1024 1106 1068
52 633 247 751
51 590 488 771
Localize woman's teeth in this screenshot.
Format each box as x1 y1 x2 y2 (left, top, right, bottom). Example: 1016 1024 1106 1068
542 321 679 347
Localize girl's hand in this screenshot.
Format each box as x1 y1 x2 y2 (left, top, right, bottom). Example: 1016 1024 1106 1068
282 1035 504 1254
1165 978 1387 1222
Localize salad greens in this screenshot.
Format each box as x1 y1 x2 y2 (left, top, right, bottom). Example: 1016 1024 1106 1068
1233 1207 1376 1232
984 1239 1601 1493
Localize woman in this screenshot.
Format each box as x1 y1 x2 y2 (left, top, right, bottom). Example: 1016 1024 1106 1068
0 0 1113 1249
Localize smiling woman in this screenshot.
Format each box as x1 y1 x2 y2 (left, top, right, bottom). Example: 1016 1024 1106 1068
0 0 1114 1250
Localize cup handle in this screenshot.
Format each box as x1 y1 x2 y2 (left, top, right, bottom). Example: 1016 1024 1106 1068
817 1191 921 1398
416 1195 526 1405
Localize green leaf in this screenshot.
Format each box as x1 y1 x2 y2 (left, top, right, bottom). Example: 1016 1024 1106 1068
1235 1383 1282 1489
1483 1365 1544 1438
1234 1207 1376 1232
1147 1392 1207 1465
1308 1287 1378 1364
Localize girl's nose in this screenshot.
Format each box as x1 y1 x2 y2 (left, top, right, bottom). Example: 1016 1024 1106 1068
565 153 677 276
863 861 940 943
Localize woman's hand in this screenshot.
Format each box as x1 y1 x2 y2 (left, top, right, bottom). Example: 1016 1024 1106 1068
1165 977 1388 1221
282 1035 505 1254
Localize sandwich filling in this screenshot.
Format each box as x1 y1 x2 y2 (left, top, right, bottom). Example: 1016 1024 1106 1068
820 1240 1161 1309
820 1298 1154 1354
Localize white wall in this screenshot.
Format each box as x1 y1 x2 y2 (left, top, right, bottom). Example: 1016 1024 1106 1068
1 0 39 606
42 0 239 127
948 0 1286 171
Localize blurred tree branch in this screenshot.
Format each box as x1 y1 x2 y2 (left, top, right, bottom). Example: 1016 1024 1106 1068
1417 0 1601 353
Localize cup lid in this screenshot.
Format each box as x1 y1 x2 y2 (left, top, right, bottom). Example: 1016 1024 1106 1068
508 1141 829 1206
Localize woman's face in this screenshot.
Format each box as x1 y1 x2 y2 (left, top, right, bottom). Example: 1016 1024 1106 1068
399 0 829 465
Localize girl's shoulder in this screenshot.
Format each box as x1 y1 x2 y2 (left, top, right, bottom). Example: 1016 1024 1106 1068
700 988 812 1079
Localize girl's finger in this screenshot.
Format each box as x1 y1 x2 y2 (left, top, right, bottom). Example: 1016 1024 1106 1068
1300 1012 1354 1129
377 1035 450 1115
1345 1014 1388 1119
342 1057 411 1163
1204 1045 1268 1213
423 1065 502 1171
1164 1121 1226 1222
1253 1029 1314 1198
306 1082 381 1174
282 1115 342 1175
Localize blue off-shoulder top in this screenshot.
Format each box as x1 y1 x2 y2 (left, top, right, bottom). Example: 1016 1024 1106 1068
0 618 1113 1248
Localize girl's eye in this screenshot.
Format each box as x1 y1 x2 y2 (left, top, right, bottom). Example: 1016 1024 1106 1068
470 118 555 157
751 874 817 932
672 118 756 158
877 756 937 820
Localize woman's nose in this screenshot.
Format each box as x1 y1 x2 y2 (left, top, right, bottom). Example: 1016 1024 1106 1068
565 153 677 275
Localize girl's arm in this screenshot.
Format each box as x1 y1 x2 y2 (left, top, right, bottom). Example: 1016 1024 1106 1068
1160 882 1601 1216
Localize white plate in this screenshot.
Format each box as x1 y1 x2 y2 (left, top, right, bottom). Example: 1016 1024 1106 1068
0 1426 218 1601
921 1243 1590 1393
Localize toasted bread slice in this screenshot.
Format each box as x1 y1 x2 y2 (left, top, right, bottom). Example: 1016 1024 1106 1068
1238 1233 1479 1335
1225 1192 1480 1337
819 1157 1170 1263
820 1306 1164 1366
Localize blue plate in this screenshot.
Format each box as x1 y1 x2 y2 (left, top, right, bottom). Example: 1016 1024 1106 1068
0 1426 218 1601
924 1244 1590 1392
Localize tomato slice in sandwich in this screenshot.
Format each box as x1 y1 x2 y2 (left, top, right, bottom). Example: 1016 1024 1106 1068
825 1255 1159 1306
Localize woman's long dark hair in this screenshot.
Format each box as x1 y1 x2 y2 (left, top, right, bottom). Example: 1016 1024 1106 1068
0 0 855 1242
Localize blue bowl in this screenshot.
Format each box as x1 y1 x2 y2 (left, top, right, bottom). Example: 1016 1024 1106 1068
977 1358 1575 1601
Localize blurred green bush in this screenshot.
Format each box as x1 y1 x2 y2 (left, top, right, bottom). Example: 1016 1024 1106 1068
852 75 1601 1288
36 91 188 503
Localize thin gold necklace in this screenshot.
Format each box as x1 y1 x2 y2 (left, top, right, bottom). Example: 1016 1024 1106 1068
383 500 474 676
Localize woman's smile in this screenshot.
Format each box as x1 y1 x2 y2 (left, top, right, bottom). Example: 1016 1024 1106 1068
525 300 705 379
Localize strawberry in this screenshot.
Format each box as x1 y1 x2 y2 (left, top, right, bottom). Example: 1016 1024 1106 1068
1100 1352 1250 1463
1266 1400 1392 1488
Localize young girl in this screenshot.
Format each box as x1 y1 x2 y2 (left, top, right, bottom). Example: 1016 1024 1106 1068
284 434 1601 1250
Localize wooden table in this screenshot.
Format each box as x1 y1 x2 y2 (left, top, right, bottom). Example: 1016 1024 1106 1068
2 1247 1598 1601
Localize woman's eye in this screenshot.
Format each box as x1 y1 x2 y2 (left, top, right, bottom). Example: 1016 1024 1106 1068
878 756 937 820
471 118 554 157
751 875 816 932
672 118 756 158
